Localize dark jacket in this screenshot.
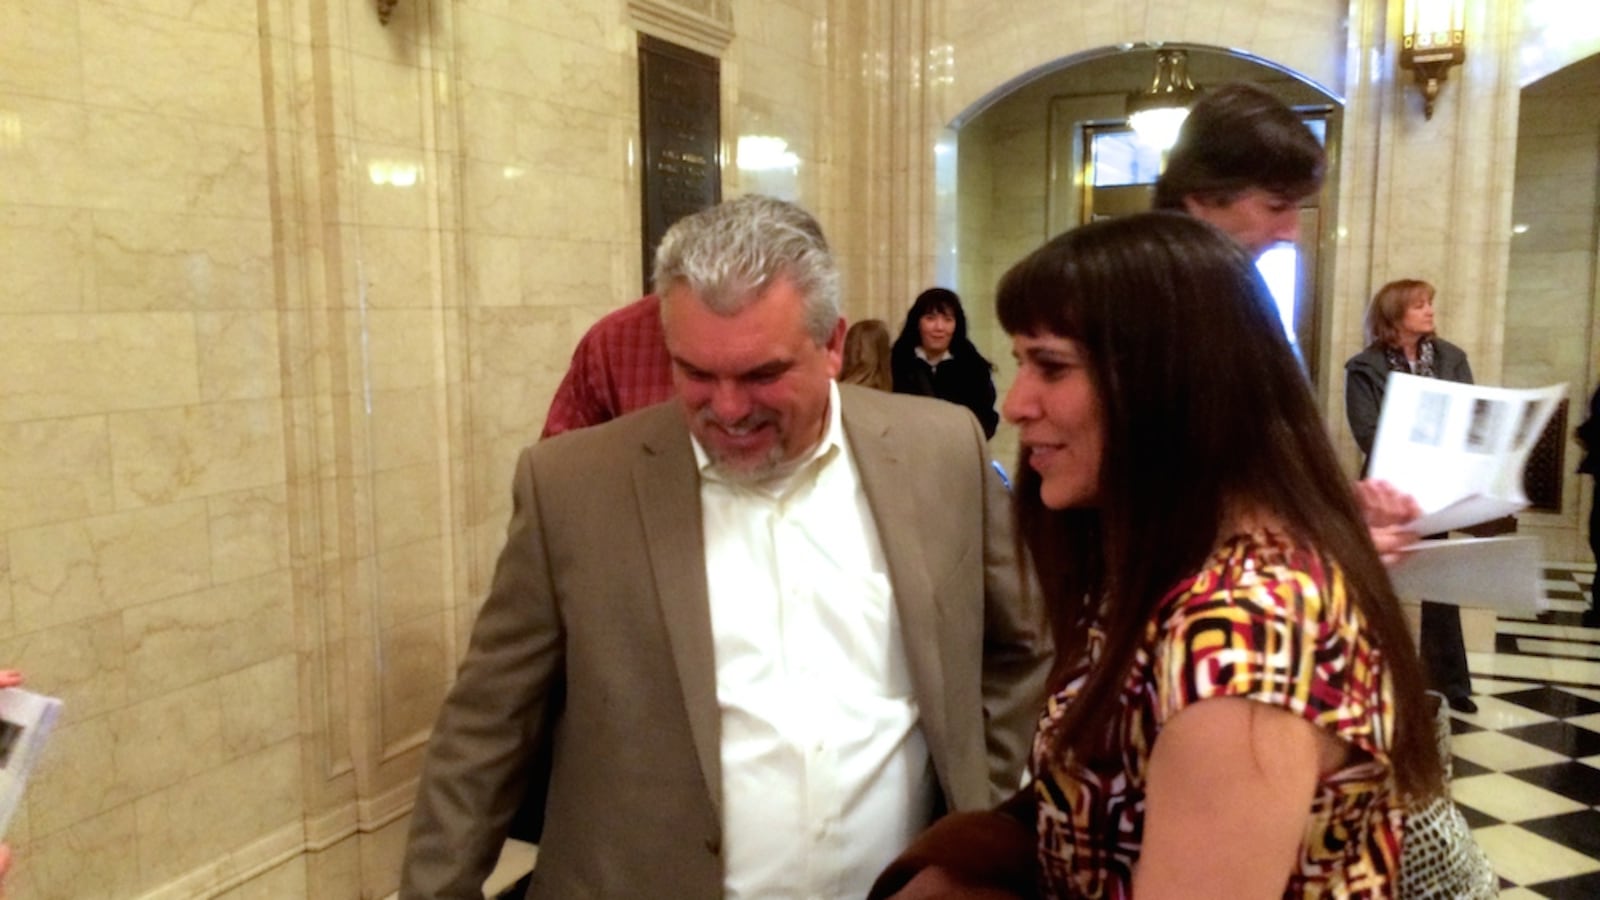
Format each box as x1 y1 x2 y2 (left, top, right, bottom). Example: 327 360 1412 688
1344 338 1474 461
892 351 1000 439
1579 382 1600 475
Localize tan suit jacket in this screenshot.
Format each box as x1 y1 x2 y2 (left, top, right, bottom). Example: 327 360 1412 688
400 384 1051 899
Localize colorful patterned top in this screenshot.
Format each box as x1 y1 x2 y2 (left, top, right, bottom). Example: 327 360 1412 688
1031 530 1404 898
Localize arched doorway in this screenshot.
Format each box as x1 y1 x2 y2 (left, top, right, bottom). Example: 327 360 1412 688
937 45 1343 463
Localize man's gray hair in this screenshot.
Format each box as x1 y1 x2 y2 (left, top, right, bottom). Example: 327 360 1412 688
652 195 841 345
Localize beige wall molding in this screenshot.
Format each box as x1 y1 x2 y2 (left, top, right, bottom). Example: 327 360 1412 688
130 782 417 900
628 0 734 57
134 821 306 900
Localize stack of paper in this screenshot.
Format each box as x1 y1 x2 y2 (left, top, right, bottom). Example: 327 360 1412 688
1367 374 1567 535
0 688 62 838
1367 374 1567 611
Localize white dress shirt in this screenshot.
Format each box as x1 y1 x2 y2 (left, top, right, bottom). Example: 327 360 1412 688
694 381 936 900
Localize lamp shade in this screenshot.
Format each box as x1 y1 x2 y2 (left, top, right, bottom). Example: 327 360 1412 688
1126 49 1201 150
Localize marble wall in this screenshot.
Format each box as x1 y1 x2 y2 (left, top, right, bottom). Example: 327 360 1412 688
0 0 1597 898
1505 54 1600 561
0 0 862 897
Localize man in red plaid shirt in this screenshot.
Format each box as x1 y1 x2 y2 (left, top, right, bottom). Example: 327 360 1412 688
540 294 676 438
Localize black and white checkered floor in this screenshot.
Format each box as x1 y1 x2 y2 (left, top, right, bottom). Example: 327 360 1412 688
1450 562 1599 899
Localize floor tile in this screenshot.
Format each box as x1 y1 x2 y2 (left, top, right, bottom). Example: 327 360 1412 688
1505 763 1600 807
1516 638 1600 661
1456 802 1501 829
1453 755 1493 778
1500 621 1600 642
1468 653 1593 685
1451 694 1557 730
1521 869 1600 899
1452 773 1587 823
1494 888 1545 900
1566 712 1600 732
1514 809 1600 859
1564 688 1600 704
1577 754 1600 772
1471 824 1600 887
1495 687 1600 719
1451 731 1571 772
1501 721 1600 758
1473 676 1549 696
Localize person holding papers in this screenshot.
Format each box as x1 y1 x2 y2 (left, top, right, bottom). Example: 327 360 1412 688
1345 278 1477 713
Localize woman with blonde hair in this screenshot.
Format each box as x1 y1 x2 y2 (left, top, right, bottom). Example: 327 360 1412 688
840 318 894 391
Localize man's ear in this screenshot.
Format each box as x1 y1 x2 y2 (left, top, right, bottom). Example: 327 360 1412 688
824 317 847 377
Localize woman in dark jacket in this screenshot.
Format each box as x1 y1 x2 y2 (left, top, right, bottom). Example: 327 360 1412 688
891 288 999 438
1345 279 1474 460
1345 278 1477 713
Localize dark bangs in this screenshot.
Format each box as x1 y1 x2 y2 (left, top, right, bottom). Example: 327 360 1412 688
995 236 1088 343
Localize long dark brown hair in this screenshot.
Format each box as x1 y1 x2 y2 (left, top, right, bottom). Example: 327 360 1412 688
997 212 1442 798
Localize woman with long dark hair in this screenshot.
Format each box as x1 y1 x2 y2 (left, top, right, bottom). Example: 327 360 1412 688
873 213 1442 898
891 288 1000 438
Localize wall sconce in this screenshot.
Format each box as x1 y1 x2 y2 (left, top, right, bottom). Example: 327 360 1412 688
1400 0 1466 119
1126 49 1201 151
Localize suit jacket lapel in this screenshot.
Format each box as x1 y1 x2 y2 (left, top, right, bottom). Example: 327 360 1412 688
633 409 722 821
842 392 953 779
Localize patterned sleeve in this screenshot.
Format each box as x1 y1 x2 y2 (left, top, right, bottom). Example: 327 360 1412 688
1148 546 1386 760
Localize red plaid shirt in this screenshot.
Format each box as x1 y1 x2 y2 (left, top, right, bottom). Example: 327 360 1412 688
540 294 676 438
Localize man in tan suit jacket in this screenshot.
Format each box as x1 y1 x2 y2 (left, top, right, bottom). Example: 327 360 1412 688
401 196 1050 899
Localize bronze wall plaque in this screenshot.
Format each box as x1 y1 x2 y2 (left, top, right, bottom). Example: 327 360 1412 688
638 34 721 293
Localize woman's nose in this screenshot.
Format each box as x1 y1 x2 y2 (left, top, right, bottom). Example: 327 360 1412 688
1002 376 1036 424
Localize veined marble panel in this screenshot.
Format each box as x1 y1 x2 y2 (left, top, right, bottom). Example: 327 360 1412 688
122 569 296 696
0 313 200 423
109 398 287 509
89 212 274 312
81 4 264 129
379 611 450 750
0 416 114 531
372 462 446 550
0 3 83 100
218 654 302 759
132 741 303 886
15 804 138 900
0 207 91 314
9 500 213 632
207 483 293 583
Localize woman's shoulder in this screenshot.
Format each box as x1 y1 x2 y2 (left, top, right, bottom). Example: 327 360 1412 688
1160 530 1344 631
1431 336 1469 360
1344 344 1387 373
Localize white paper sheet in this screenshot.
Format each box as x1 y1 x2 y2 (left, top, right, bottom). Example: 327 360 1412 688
0 687 62 838
1366 374 1567 534
1387 535 1545 612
